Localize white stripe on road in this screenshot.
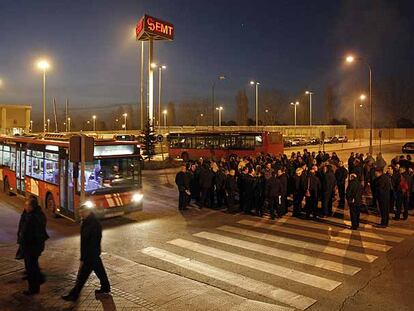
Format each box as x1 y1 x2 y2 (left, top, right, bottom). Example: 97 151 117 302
194 231 361 275
168 238 341 291
326 216 414 236
238 220 392 252
218 225 377 263
141 247 311 310
275 217 403 243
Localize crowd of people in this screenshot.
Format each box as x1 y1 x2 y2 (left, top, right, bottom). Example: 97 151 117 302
176 149 414 229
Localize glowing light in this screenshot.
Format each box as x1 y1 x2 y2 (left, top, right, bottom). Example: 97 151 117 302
345 55 355 63
360 94 367 100
132 192 143 203
83 200 94 209
162 109 168 115
36 59 51 71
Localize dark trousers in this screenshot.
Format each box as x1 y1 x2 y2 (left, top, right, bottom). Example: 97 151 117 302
25 253 41 293
293 193 303 215
268 197 281 219
200 187 211 208
226 193 236 212
322 191 333 216
70 258 110 297
216 188 226 208
337 183 346 203
390 191 395 214
280 195 287 215
378 200 389 226
178 191 189 210
395 192 409 219
349 203 360 229
305 196 318 218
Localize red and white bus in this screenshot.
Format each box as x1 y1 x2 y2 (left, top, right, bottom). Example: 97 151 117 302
167 131 284 161
0 134 143 221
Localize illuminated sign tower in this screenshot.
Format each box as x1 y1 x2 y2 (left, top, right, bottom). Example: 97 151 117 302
136 15 174 128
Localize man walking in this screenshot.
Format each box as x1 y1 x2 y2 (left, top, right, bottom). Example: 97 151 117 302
62 204 110 301
335 161 348 207
346 173 363 230
395 166 411 220
225 169 238 213
321 165 336 217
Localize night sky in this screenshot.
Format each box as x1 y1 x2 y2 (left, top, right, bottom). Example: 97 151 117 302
0 0 413 122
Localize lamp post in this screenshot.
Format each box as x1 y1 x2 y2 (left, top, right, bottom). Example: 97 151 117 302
346 55 373 153
305 90 314 126
212 76 226 130
47 118 50 132
216 106 223 127
67 117 71 132
155 64 166 129
162 109 167 129
123 113 128 131
92 115 97 131
30 120 33 133
354 94 366 141
36 59 51 133
250 81 260 127
290 101 299 126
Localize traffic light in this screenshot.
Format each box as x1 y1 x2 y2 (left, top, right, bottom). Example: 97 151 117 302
142 120 156 159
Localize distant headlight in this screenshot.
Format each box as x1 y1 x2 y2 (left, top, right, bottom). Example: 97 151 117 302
83 200 95 209
132 192 143 203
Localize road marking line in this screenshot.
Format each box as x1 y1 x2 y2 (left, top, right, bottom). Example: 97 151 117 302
275 217 403 243
238 220 391 252
326 216 414 236
141 246 313 310
168 238 341 291
194 231 361 275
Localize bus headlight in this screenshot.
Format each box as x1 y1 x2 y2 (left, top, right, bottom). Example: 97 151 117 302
83 200 95 209
132 192 143 203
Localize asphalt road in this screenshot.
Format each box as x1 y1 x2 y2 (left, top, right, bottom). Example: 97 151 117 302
1 142 413 311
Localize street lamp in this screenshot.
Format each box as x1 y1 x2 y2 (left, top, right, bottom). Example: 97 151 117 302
154 64 167 129
0 79 3 88
216 106 223 127
212 76 226 130
123 113 128 131
30 120 33 133
250 81 260 127
92 115 97 131
290 101 299 126
36 59 51 133
345 54 373 153
162 109 168 129
305 90 314 126
67 117 71 132
353 94 366 141
47 118 50 132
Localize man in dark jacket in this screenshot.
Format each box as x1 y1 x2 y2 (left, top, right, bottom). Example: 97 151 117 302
374 168 391 227
62 204 110 301
335 161 348 207
277 168 288 216
175 164 191 210
292 168 305 217
19 197 48 295
395 166 411 220
265 172 282 219
321 165 336 217
225 169 238 212
304 168 321 219
214 168 227 209
199 163 213 208
346 173 363 229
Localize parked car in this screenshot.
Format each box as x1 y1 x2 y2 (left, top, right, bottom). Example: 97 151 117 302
324 136 338 144
402 142 414 154
337 136 348 143
309 137 321 145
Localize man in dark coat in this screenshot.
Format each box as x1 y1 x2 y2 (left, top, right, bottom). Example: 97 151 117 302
175 164 191 210
225 169 238 212
62 204 110 301
304 168 321 219
199 163 213 208
214 168 227 209
238 166 250 213
321 165 336 217
394 166 411 220
188 163 200 204
346 173 363 229
335 161 348 207
277 168 288 216
292 168 305 217
348 152 355 173
19 197 48 295
265 172 282 219
374 167 392 227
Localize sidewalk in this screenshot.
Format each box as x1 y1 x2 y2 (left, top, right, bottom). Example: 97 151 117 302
0 244 287 311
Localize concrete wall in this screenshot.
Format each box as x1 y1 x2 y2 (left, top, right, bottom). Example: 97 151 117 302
346 128 414 140
0 105 31 134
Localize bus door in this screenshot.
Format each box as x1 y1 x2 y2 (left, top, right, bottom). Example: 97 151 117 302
59 152 75 217
16 144 25 194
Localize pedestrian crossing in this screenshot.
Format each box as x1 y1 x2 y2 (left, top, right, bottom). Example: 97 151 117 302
140 214 413 310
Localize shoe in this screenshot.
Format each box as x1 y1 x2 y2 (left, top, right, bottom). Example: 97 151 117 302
95 288 111 295
23 290 39 296
403 216 408 220
61 294 78 302
393 216 400 221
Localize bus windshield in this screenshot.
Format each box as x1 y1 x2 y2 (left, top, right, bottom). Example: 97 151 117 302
83 157 141 194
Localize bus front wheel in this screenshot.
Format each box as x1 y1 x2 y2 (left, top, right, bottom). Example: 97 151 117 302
181 152 189 162
45 193 58 218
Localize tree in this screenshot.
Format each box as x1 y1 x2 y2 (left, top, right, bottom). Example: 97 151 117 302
236 90 249 125
325 86 335 124
142 120 156 159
